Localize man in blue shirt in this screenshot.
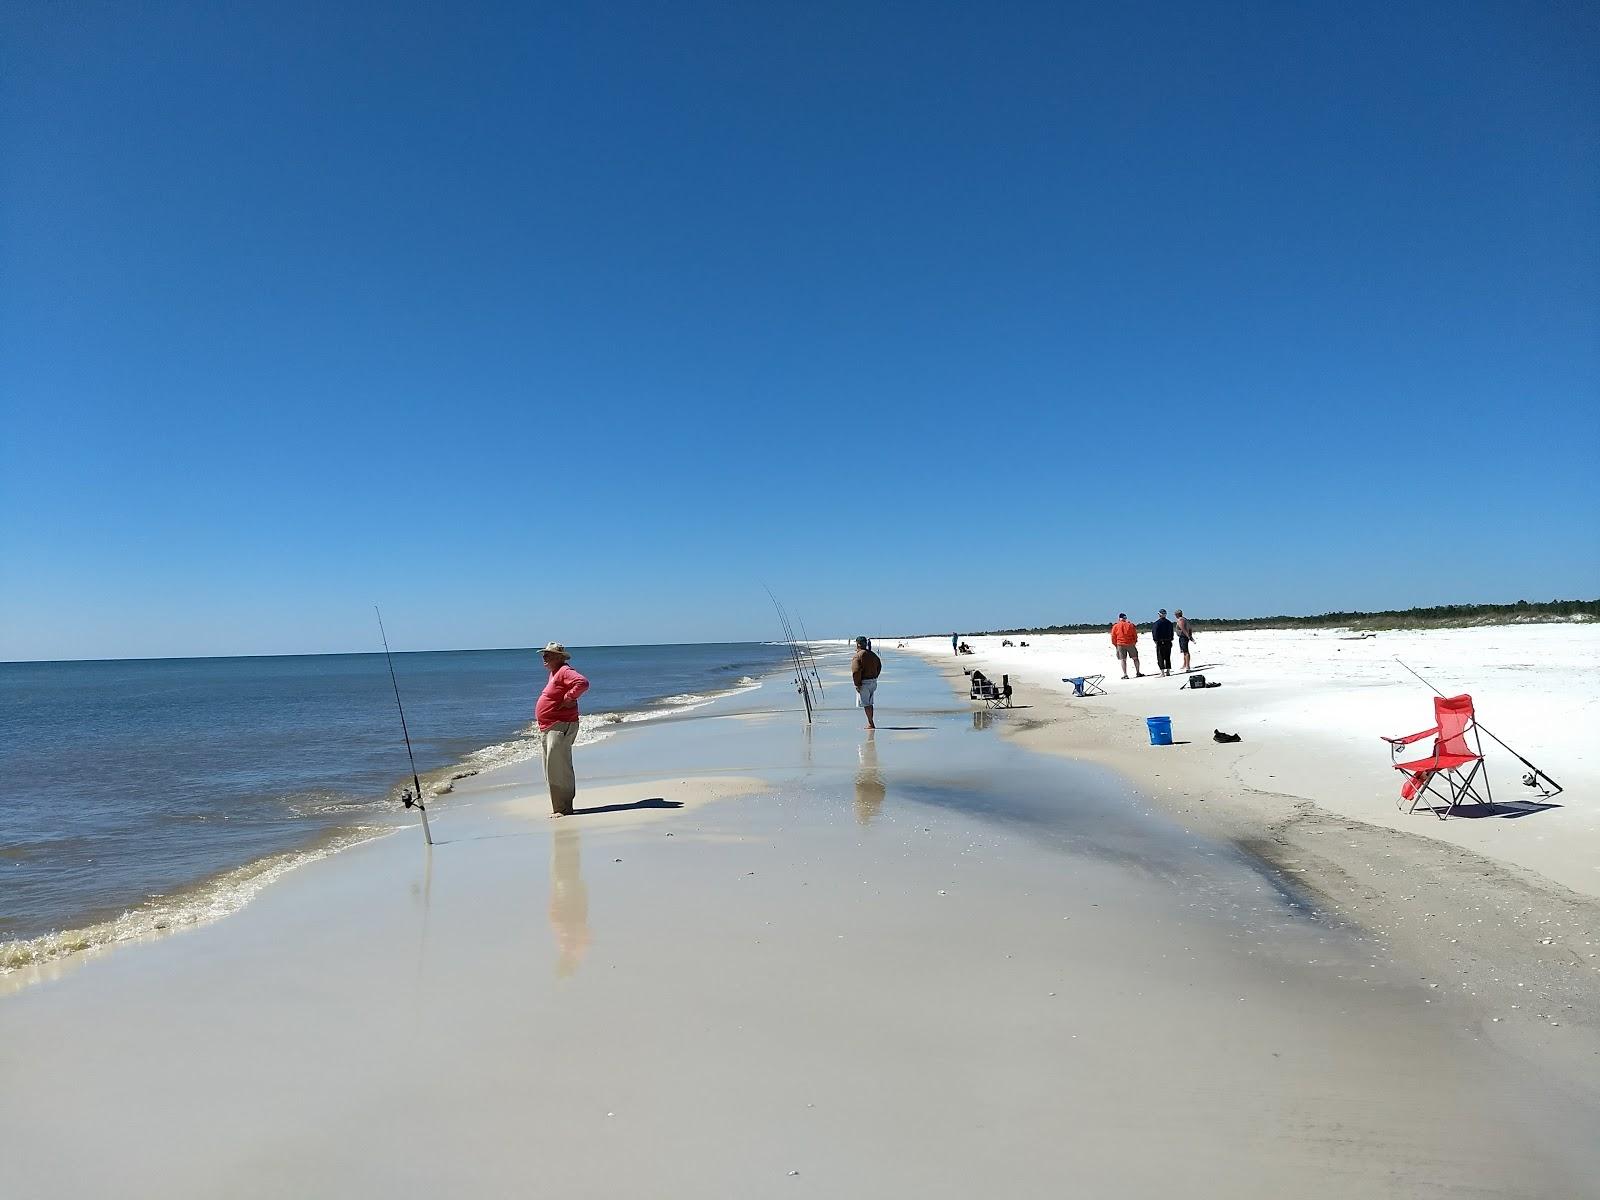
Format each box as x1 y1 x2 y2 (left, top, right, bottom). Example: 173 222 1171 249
1152 609 1176 677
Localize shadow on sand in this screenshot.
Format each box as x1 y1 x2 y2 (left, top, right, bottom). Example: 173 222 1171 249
1417 800 1563 820
569 797 683 817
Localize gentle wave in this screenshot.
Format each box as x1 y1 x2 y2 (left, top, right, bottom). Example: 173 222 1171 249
1 668 774 980
0 825 392 974
441 673 765 779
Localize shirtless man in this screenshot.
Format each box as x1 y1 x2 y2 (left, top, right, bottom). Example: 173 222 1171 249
851 636 883 729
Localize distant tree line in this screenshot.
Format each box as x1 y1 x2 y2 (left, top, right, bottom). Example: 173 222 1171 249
946 598 1599 637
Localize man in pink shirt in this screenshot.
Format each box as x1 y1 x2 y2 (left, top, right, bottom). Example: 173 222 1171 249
536 641 590 816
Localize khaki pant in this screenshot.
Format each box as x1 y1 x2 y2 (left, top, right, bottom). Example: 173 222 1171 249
541 721 580 814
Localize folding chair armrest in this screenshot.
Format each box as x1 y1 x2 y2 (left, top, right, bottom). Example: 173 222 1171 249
1381 726 1437 748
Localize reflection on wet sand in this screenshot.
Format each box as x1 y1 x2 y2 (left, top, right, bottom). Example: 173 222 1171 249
855 734 887 826
548 827 590 978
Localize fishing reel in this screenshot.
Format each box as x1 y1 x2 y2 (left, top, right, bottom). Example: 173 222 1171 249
400 788 417 809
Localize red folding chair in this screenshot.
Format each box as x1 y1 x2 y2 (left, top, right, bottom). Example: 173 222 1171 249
1381 694 1493 819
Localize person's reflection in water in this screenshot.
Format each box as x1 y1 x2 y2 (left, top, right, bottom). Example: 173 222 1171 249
854 732 887 826
548 826 591 978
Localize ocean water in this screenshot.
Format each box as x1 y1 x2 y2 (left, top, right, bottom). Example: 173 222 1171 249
0 642 792 968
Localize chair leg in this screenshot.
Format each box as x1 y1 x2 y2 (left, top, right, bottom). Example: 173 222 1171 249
1440 762 1491 818
1403 770 1440 815
1416 773 1453 819
1458 760 1491 814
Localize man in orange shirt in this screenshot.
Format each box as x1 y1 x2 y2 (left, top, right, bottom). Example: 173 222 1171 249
1110 614 1142 679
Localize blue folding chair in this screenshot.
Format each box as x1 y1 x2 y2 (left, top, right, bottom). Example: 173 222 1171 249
1062 674 1106 698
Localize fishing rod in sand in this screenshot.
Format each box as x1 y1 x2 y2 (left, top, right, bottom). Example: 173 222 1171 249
774 594 809 688
793 610 825 697
777 597 821 696
376 606 434 847
763 585 814 723
1394 657 1564 798
778 602 815 723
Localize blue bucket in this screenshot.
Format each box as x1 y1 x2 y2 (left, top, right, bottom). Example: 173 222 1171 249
1146 716 1173 746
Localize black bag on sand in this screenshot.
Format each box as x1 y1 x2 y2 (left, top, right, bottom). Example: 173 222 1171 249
1213 729 1242 743
1188 674 1207 689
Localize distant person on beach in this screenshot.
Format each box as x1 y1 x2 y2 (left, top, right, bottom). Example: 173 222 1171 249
1111 614 1142 679
852 636 882 729
951 632 959 654
1176 610 1195 673
536 642 590 817
1152 609 1175 676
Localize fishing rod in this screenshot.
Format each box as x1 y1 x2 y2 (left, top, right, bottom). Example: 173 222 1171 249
1394 657 1563 798
777 599 814 723
774 596 808 690
762 585 796 657
377 606 434 846
793 610 825 697
763 585 813 722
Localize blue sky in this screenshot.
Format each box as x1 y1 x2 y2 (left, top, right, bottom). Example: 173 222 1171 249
3 1 1596 659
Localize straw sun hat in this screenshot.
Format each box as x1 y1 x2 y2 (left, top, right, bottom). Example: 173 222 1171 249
540 642 571 660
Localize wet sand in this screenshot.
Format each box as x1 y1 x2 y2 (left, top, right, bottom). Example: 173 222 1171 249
2 651 1596 1196
903 629 1600 1100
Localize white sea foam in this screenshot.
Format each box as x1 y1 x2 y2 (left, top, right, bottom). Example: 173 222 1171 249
2 666 777 982
0 825 392 975
418 673 767 784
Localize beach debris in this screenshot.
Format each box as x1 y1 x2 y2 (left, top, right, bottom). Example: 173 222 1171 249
789 1170 800 1176
1213 730 1242 743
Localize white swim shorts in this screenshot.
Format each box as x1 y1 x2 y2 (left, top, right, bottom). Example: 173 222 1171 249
856 679 878 707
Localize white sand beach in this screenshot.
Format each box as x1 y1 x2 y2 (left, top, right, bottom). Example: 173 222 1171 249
908 625 1600 895
3 644 1598 1197
905 626 1600 1090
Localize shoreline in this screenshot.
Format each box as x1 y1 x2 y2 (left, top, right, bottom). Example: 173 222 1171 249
0 657 785 984
901 628 1600 1082
4 647 1599 1195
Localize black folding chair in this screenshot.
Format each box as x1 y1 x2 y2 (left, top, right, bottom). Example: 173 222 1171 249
969 671 1013 709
